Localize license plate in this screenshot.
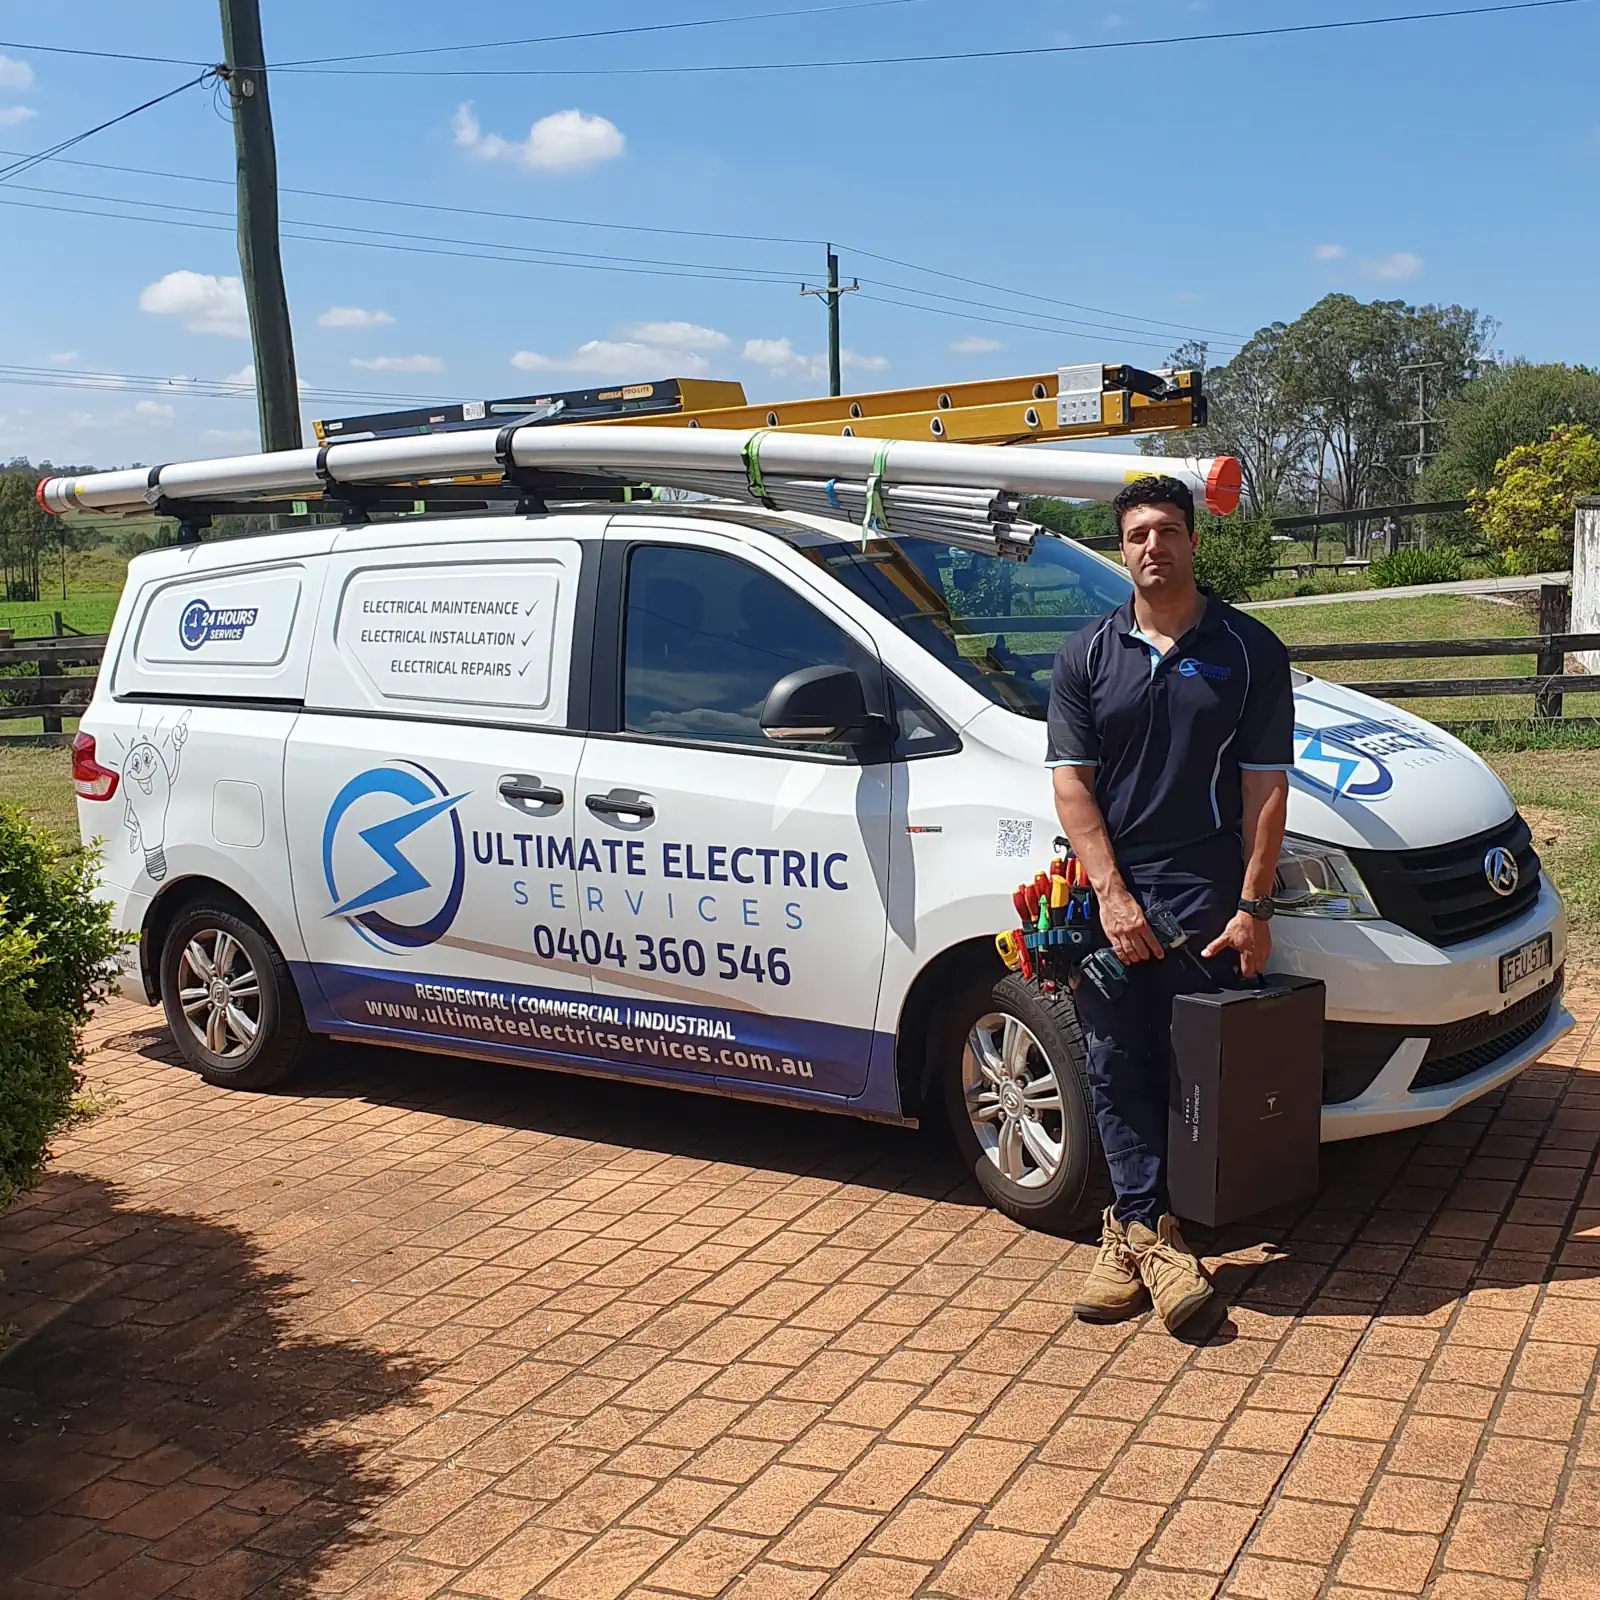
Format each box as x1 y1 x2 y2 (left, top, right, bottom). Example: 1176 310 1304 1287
1499 933 1553 993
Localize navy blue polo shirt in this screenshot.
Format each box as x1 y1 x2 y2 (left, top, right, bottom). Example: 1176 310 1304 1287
1046 591 1294 858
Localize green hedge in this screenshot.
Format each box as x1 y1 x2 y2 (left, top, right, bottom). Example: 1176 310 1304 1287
0 804 129 1210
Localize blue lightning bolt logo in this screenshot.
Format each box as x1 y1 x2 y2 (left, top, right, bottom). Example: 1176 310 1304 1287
322 764 470 949
331 790 469 917
1294 731 1363 799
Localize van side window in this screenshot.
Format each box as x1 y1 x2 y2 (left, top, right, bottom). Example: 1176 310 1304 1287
623 546 852 747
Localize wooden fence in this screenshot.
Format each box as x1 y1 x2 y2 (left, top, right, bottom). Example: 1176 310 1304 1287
2 622 1598 746
0 632 109 746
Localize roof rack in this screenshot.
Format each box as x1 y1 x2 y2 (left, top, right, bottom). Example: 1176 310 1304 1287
38 422 1240 566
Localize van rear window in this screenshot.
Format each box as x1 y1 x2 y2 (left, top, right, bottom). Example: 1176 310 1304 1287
133 569 302 669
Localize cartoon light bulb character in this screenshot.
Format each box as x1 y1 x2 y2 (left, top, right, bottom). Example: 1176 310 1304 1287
120 712 189 882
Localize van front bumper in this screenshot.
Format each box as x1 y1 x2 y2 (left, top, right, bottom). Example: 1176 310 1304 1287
1268 875 1573 1142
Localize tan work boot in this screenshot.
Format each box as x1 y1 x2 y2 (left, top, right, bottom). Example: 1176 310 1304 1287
1127 1215 1212 1332
1072 1209 1148 1323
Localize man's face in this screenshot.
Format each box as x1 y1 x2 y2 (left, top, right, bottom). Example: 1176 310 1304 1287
1119 501 1197 596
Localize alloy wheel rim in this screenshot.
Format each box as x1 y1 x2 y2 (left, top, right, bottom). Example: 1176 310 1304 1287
962 1012 1065 1189
176 928 261 1060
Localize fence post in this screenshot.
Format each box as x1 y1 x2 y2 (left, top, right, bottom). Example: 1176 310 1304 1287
1575 497 1600 676
51 610 63 639
35 641 62 737
1535 581 1571 721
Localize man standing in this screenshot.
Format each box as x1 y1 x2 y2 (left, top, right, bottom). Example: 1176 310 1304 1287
1048 476 1293 1333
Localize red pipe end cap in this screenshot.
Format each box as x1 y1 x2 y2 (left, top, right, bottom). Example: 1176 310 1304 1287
1205 456 1242 517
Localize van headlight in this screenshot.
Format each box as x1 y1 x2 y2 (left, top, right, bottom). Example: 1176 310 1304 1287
1274 835 1380 919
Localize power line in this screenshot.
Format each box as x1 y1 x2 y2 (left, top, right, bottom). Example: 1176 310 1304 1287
0 185 1244 355
855 290 1231 357
0 72 211 185
0 149 1244 345
0 146 825 246
0 195 813 286
16 0 1562 77
0 0 930 72
274 0 929 68
0 362 455 406
4 181 810 280
843 246 1244 341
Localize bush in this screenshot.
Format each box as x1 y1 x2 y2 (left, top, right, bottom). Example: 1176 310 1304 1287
1367 546 1465 588
1194 516 1275 602
0 805 128 1210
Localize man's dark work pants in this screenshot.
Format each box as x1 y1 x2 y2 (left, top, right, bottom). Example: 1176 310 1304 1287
1072 833 1245 1228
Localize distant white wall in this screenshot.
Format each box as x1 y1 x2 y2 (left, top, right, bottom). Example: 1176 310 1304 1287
1575 499 1600 675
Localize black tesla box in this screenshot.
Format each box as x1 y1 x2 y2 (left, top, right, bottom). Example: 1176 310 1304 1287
1167 975 1325 1228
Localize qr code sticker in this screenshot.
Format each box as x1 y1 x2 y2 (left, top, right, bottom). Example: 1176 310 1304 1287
995 818 1033 859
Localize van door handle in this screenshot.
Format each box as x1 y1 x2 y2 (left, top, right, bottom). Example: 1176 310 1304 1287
499 775 564 809
586 790 655 824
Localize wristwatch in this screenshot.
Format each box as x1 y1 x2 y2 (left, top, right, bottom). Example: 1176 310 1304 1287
1238 895 1276 921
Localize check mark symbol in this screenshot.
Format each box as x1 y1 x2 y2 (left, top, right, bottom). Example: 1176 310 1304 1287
518 661 532 677
521 630 537 647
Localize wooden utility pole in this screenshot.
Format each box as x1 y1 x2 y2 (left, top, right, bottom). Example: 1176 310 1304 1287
219 0 301 451
800 245 859 398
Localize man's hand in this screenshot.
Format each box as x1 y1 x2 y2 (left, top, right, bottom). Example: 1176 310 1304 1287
1202 911 1272 977
1100 884 1166 965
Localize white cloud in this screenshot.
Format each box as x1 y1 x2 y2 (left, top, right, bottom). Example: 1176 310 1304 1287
138 270 249 338
0 105 36 127
46 351 78 366
512 340 708 377
1362 250 1424 282
132 400 174 426
1172 291 1202 305
740 338 886 381
1312 242 1346 262
350 354 444 373
950 335 1001 355
615 320 728 352
742 337 823 382
453 102 624 172
0 54 34 91
318 305 395 329
203 428 258 444
222 365 255 388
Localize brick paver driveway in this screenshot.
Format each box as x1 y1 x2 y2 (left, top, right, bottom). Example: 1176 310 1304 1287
3 982 1600 1600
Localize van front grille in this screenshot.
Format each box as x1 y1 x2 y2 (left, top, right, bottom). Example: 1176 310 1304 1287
1347 814 1541 948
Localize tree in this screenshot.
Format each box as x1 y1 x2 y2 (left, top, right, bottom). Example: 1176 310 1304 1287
0 471 56 603
1141 333 1312 517
1278 294 1495 514
1473 423 1600 574
1425 362 1600 500
1143 295 1496 523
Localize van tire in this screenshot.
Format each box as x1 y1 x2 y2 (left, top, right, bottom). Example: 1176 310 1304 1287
159 902 310 1090
939 971 1110 1235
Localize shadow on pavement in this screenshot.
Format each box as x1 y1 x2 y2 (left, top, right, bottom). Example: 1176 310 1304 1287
0 1172 434 1597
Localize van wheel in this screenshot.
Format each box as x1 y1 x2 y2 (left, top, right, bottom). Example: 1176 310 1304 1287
160 902 309 1090
939 972 1110 1235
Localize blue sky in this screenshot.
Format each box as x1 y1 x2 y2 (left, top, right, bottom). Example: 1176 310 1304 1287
1 0 1597 467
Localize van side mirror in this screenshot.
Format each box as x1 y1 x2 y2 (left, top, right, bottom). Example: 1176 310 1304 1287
760 665 876 747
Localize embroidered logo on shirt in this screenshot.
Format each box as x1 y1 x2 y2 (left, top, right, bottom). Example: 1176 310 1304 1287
1177 658 1231 681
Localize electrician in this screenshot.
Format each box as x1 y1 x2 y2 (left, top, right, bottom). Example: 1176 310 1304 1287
1048 475 1293 1333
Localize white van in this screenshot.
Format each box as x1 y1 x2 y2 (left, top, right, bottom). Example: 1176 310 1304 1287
72 503 1571 1232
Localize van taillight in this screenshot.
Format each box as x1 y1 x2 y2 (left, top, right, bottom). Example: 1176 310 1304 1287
71 732 119 801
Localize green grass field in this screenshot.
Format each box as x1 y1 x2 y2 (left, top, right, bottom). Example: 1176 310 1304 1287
1257 592 1600 725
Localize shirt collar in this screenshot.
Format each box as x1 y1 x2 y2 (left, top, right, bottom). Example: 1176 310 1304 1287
1114 587 1224 644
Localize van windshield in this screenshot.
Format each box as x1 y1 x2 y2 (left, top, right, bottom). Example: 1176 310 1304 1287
797 531 1132 719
